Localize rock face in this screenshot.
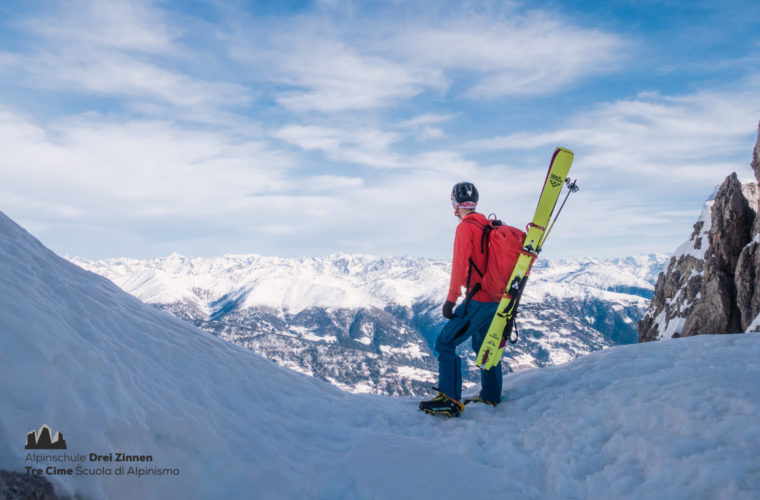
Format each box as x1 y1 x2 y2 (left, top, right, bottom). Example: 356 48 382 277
735 122 760 331
640 122 760 340
0 469 57 500
681 174 755 335
638 193 712 341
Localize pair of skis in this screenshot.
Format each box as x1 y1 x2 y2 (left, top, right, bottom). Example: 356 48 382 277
476 147 577 371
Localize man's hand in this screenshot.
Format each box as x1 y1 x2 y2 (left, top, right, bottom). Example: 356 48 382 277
442 300 456 319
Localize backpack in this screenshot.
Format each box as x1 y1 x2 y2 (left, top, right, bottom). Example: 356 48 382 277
464 216 527 303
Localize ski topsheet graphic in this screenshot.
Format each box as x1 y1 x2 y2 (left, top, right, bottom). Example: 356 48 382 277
476 147 576 370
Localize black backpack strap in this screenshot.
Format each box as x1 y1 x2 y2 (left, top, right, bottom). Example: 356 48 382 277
463 270 482 316
465 258 483 299
464 216 495 255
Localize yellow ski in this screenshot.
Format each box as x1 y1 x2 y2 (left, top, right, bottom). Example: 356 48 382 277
476 147 575 370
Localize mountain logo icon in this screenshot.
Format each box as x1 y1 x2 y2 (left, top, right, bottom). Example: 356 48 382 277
25 425 67 450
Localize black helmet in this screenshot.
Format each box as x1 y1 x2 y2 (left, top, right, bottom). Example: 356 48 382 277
451 182 478 209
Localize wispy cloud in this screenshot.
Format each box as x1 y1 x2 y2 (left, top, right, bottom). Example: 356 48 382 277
397 113 456 128
271 124 404 168
391 12 627 98
0 105 462 256
23 0 178 54
0 108 295 219
468 81 760 185
397 113 455 142
223 4 627 112
14 50 250 108
272 38 444 112
2 0 249 116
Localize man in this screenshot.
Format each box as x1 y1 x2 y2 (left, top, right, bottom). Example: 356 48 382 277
419 182 506 417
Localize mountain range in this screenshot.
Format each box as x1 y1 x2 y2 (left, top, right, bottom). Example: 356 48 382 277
70 252 668 396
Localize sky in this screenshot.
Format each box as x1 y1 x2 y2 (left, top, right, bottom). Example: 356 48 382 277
0 0 759 261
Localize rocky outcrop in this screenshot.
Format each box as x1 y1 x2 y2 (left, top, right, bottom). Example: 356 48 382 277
638 188 715 342
735 122 760 331
640 122 760 340
680 174 755 335
638 254 704 342
736 242 760 329
0 469 57 500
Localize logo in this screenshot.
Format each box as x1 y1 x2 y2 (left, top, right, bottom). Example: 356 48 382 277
25 425 67 450
549 174 563 188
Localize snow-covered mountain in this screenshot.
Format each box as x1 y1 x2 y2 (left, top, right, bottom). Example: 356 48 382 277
1 210 758 500
70 252 668 396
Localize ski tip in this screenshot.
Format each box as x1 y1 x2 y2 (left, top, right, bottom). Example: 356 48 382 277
555 146 574 157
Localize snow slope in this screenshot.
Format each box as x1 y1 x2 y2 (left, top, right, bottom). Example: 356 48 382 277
2 211 759 499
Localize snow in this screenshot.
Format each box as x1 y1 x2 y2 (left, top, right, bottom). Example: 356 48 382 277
741 182 759 213
651 309 686 340
394 366 437 382
70 253 451 314
672 182 756 262
3 211 760 499
288 326 337 344
746 313 760 332
673 194 714 260
379 343 429 360
530 256 658 292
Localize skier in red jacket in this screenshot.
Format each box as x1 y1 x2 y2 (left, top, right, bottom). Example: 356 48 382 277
419 182 504 417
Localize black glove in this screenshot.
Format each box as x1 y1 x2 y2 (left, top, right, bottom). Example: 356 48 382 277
442 300 456 319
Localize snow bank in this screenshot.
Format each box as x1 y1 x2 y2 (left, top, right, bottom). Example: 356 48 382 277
747 312 760 332
2 211 759 499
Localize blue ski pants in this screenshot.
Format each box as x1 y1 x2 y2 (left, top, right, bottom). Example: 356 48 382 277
435 299 503 403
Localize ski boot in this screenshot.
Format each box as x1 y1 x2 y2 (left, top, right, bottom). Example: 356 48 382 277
419 389 464 417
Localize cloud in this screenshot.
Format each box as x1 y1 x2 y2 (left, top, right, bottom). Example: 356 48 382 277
2 0 755 260
272 38 445 112
23 0 178 54
397 113 457 128
1 0 249 117
392 12 627 98
21 51 251 108
397 114 454 141
271 124 404 168
0 107 296 222
413 126 445 142
303 175 364 192
223 4 626 112
468 83 760 185
453 79 760 259
0 106 465 257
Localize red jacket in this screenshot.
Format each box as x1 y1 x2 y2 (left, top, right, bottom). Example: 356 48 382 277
447 212 493 303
